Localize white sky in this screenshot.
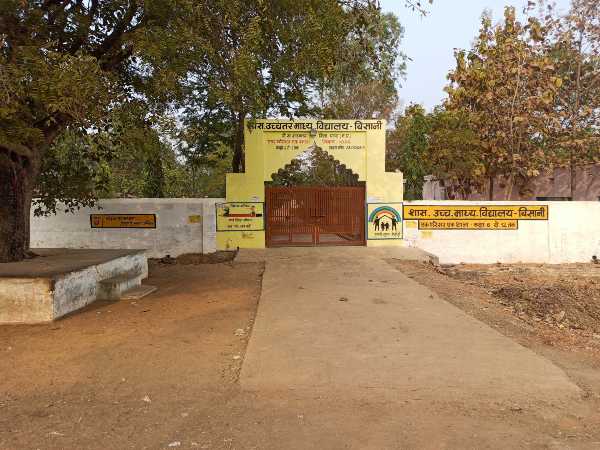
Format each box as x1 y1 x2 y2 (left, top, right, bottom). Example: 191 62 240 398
380 0 571 111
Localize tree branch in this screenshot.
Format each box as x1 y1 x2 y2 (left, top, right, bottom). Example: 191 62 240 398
68 0 100 54
0 141 33 162
91 1 139 61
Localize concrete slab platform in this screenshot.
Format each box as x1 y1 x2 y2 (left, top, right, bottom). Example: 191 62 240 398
0 249 148 324
241 247 581 406
0 248 144 278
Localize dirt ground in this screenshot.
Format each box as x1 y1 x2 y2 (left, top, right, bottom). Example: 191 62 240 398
0 260 263 450
390 259 600 401
3 255 600 449
150 251 238 266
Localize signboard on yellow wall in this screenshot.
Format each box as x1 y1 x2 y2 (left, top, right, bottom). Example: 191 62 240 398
402 204 548 232
403 205 548 221
317 132 366 153
262 131 366 153
367 203 403 240
216 202 264 232
418 219 518 230
90 214 156 229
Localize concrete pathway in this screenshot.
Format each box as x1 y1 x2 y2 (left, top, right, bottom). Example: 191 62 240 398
240 247 581 405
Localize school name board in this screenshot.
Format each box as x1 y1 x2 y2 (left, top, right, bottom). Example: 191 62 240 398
403 205 548 231
216 202 264 231
248 120 383 131
264 131 366 153
418 219 518 230
90 214 156 229
367 204 403 240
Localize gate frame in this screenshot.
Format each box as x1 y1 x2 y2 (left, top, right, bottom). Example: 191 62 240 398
217 119 404 251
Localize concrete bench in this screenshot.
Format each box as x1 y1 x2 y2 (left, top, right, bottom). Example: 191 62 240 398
0 249 154 323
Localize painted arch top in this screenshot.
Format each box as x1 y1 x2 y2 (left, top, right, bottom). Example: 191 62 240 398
246 119 385 132
245 119 386 181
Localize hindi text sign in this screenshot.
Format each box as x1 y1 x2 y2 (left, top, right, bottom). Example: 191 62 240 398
90 214 156 229
216 202 264 232
403 205 548 221
402 204 548 232
418 219 518 230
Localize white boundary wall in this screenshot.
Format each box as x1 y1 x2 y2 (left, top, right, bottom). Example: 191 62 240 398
32 199 599 264
31 198 224 258
403 201 600 265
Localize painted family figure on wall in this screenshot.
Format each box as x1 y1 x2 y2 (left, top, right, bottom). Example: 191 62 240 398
367 204 403 240
373 216 398 232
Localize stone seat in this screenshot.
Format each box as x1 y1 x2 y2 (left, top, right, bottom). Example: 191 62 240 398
0 249 152 323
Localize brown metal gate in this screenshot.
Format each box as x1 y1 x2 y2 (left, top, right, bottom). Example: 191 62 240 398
265 186 366 247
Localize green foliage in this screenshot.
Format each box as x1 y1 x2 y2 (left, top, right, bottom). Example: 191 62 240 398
387 104 431 200
34 128 114 216
426 108 485 199
1 0 421 208
0 0 199 183
270 147 360 187
161 146 231 199
443 7 562 198
414 3 600 199
387 105 485 200
320 12 407 120
180 1 406 172
534 0 600 196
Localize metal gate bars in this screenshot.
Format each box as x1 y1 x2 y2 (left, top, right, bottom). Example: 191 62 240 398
265 186 366 247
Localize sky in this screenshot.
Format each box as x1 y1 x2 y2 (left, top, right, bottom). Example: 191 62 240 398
380 0 571 111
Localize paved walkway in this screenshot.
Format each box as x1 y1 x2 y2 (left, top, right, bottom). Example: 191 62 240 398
240 247 580 405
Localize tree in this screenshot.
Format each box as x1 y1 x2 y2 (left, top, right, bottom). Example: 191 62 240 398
180 1 430 174
0 0 430 262
319 12 406 121
386 104 431 200
444 7 560 199
0 0 197 261
534 0 600 198
426 108 486 199
34 127 114 217
387 105 484 200
180 0 388 174
270 146 360 187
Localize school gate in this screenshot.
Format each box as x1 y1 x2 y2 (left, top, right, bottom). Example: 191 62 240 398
216 120 405 250
265 185 366 247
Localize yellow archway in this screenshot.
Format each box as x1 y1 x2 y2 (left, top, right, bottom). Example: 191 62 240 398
216 119 404 250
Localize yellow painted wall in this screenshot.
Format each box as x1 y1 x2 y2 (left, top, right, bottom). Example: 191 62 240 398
217 119 404 250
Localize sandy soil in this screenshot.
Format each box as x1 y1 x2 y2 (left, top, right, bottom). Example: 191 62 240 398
0 261 263 450
150 251 238 266
3 255 600 449
443 263 600 338
390 260 600 401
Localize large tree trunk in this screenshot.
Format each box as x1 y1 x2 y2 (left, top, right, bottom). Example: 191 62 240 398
232 111 246 173
488 176 494 201
0 147 37 263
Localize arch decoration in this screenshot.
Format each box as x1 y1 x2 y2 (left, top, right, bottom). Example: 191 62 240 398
216 119 404 250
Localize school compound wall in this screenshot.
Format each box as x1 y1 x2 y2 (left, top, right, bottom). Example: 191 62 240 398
402 201 600 265
30 198 599 264
30 198 223 258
